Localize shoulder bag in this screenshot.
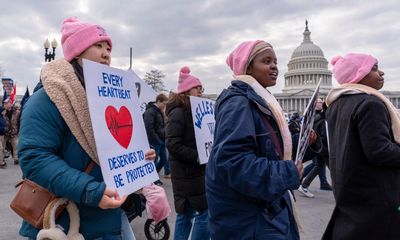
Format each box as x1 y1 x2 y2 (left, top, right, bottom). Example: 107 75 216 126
10 161 95 228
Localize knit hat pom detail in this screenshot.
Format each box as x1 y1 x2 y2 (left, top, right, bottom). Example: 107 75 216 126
63 17 78 25
177 66 201 93
180 66 191 74
331 56 342 66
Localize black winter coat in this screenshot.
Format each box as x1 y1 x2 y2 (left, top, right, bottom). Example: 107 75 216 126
313 111 329 159
323 94 400 240
165 99 207 214
143 102 165 144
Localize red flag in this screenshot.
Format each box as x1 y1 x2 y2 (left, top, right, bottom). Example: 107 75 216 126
10 83 16 104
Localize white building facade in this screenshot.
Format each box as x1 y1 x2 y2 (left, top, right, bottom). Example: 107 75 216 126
274 21 400 114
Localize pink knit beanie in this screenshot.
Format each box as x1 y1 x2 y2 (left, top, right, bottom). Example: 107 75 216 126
226 40 271 75
61 17 112 62
177 66 202 93
331 53 377 84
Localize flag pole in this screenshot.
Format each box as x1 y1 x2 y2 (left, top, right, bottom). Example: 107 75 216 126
129 47 133 69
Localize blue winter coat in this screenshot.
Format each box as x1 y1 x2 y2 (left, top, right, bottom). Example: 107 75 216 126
206 81 300 240
18 85 122 239
0 106 5 135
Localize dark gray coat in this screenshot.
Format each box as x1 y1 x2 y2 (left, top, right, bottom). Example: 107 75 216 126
323 94 400 240
165 99 207 214
143 102 165 144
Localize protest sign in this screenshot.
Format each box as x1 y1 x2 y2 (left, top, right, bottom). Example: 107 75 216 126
295 79 321 164
190 96 216 164
83 59 158 195
126 69 157 114
1 77 16 104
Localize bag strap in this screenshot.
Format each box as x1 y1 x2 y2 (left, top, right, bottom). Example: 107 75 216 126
262 115 284 160
85 160 95 174
15 161 95 189
14 180 24 188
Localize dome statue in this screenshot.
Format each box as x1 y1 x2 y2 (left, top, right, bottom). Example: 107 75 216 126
283 20 332 94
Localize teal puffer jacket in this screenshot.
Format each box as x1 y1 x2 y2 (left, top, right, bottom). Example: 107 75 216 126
18 86 122 239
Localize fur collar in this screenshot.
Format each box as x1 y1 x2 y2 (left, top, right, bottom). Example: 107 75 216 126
40 59 99 165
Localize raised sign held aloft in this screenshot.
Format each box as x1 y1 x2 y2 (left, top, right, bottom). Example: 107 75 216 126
295 79 321 164
190 96 216 164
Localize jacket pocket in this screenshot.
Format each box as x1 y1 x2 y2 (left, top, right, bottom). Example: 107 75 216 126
256 206 290 239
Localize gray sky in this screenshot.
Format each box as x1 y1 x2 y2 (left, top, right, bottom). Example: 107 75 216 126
1 0 399 95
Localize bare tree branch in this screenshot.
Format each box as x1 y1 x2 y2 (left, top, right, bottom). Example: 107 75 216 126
143 69 166 92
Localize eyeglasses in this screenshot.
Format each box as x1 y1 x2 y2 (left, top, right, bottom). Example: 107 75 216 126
196 86 204 93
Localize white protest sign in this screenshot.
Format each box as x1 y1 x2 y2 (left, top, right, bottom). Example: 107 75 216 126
190 96 216 164
295 79 321 164
83 59 158 195
126 69 157 114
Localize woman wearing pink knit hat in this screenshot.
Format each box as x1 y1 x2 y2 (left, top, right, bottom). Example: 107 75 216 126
323 53 400 240
18 17 155 240
206 40 304 239
165 66 210 239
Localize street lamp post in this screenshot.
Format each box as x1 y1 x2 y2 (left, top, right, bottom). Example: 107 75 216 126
44 38 58 62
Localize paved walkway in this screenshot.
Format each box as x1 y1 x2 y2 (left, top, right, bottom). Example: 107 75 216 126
1 161 334 239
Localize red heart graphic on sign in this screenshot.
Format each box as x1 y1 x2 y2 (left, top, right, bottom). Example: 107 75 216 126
105 106 133 149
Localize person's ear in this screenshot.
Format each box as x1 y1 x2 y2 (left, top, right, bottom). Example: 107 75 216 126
246 65 253 75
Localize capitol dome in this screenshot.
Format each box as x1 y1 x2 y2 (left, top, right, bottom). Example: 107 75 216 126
291 40 324 58
283 21 332 94
275 21 400 115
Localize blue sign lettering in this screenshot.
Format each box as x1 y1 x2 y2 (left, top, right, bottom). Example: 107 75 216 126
194 100 214 129
113 173 125 188
102 72 124 87
125 162 155 183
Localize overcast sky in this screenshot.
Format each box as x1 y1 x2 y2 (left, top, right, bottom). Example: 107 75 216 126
1 0 399 95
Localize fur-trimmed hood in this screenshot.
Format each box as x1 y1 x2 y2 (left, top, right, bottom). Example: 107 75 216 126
40 59 99 164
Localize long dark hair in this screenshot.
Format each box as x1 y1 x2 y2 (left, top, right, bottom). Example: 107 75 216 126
70 59 85 88
168 92 191 110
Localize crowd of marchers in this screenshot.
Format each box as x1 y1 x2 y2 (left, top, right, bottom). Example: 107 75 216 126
5 16 399 240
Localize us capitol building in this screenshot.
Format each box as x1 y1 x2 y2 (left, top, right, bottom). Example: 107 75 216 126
273 21 400 114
